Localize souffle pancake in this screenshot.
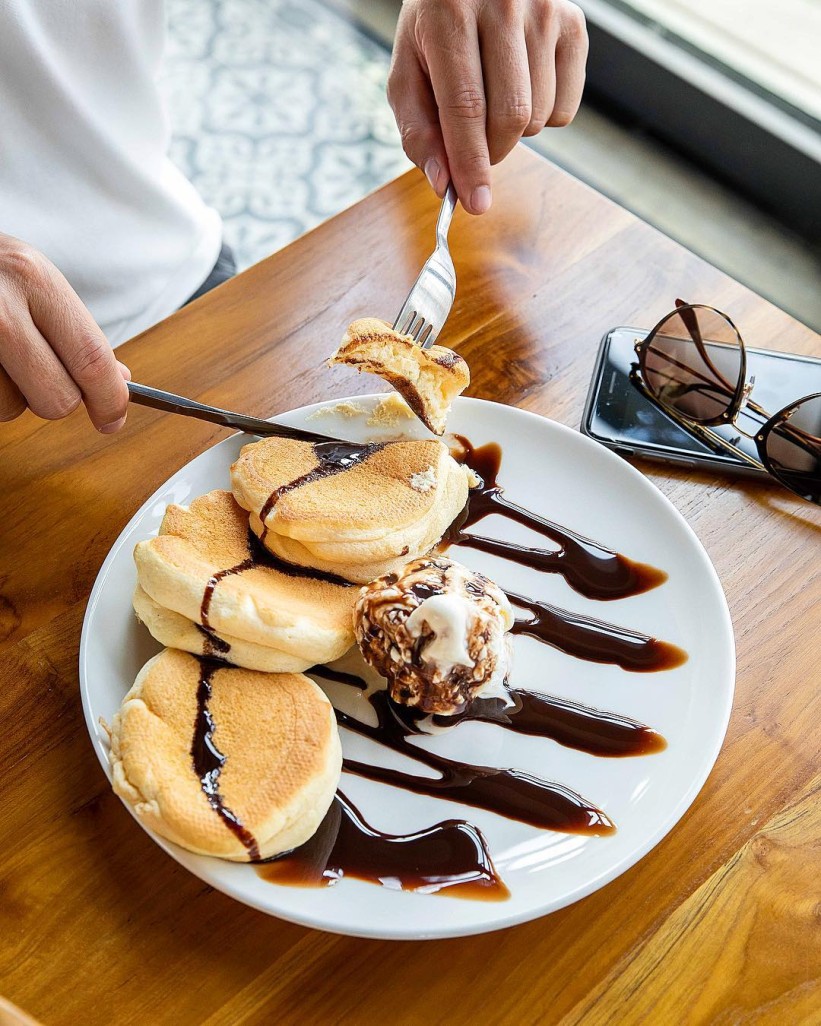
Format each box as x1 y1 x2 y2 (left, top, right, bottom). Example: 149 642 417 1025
133 489 356 667
109 649 341 861
230 435 471 584
132 584 310 673
328 318 469 434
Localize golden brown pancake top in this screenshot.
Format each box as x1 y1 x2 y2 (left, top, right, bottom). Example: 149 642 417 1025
231 436 458 539
110 649 341 860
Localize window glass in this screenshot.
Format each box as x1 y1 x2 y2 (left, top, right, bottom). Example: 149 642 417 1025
605 0 821 121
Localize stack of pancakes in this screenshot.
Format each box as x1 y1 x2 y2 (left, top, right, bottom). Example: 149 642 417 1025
133 489 356 672
115 432 472 861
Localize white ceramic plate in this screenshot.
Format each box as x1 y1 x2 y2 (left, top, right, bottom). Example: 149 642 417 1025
80 395 734 940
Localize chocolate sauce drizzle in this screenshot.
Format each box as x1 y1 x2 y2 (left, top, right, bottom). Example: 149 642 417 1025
264 658 671 892
309 665 369 690
402 689 666 757
195 623 231 658
246 529 355 588
191 434 684 897
448 437 667 600
188 446 380 870
191 658 260 860
199 557 255 629
508 591 687 672
258 440 384 544
198 524 356 630
256 790 508 900
314 679 615 836
312 665 665 757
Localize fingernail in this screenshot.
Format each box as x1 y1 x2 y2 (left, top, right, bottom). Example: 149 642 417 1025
470 185 492 214
423 158 441 193
99 415 126 435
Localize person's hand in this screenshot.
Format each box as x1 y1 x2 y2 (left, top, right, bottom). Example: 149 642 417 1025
388 0 588 214
0 232 130 431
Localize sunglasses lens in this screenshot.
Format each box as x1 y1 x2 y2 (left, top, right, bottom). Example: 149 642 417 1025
763 394 821 504
642 307 742 423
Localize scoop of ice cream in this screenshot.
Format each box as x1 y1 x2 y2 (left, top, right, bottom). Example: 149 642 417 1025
353 556 514 716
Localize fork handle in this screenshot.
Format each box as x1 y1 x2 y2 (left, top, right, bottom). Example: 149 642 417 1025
126 381 335 442
436 183 458 247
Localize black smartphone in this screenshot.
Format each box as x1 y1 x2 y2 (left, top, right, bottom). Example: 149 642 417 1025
581 326 821 475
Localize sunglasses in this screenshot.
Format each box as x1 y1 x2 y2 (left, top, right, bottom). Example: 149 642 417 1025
629 300 821 504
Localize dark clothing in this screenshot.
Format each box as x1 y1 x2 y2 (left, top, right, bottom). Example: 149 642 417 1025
183 242 237 305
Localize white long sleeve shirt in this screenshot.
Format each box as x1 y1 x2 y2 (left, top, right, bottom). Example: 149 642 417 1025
0 0 221 345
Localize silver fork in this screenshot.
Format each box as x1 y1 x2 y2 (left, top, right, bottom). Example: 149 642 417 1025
393 182 457 348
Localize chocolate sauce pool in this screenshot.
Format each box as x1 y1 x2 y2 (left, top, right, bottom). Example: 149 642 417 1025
187 433 684 897
256 790 509 900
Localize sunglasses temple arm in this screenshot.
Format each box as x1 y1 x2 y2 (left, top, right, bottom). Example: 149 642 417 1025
630 371 765 471
745 397 770 421
695 341 737 396
644 342 737 406
676 420 763 470
674 301 739 395
746 396 818 452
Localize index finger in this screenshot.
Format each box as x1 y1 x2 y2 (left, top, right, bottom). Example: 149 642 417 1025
423 13 492 214
26 259 129 431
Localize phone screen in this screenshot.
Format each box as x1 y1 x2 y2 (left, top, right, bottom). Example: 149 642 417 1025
584 327 821 470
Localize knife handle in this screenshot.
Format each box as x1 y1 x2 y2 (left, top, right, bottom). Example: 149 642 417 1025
126 381 335 442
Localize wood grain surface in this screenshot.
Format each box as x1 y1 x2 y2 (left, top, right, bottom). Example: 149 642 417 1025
0 146 818 1026
0 997 43 1026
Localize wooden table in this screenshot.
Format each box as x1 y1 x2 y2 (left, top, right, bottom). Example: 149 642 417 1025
1 146 818 1025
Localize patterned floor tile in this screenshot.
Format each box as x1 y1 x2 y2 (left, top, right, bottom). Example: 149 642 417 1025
162 0 412 270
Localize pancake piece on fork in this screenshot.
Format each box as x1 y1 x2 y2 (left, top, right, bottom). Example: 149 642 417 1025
328 317 469 435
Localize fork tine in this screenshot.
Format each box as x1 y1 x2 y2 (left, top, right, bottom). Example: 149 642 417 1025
416 319 432 343
418 323 433 347
395 310 414 336
410 315 427 341
392 183 457 352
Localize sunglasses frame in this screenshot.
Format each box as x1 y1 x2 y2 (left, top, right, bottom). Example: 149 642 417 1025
641 303 749 427
755 391 821 501
631 302 821 501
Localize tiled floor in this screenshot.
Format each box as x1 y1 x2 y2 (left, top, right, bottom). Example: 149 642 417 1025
163 0 821 332
162 0 410 268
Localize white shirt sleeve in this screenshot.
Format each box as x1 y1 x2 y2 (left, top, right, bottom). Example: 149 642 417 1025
0 0 222 345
